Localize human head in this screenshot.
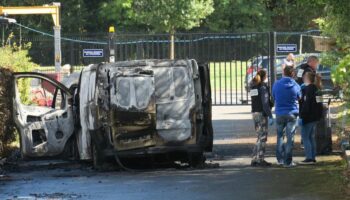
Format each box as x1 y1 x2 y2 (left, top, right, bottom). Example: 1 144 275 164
303 72 313 85
307 55 319 70
252 69 267 86
303 72 322 89
283 65 294 77
287 53 295 61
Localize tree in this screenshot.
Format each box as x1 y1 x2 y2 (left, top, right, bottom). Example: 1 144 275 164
200 0 325 33
98 0 144 32
316 0 350 100
0 0 90 65
1 0 88 34
203 0 271 32
263 0 325 31
316 0 350 50
134 0 214 59
102 0 214 59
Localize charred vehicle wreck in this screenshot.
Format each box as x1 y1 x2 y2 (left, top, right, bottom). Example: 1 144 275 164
12 59 213 168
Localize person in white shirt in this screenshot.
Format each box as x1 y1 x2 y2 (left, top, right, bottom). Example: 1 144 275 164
283 53 295 68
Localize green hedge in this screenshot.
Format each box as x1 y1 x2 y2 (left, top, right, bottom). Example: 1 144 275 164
0 43 38 156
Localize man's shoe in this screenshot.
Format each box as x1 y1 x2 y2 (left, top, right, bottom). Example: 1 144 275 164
283 162 297 168
299 159 315 165
277 161 284 166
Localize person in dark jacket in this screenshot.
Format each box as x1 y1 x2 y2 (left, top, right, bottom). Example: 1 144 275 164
250 69 274 167
272 66 301 168
299 72 323 164
296 55 319 85
296 55 319 149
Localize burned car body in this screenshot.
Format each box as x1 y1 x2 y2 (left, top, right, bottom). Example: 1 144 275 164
81 59 213 166
12 59 213 167
12 72 75 158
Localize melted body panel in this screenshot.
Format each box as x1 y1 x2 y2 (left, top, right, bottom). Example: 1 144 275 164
12 73 74 158
89 60 212 157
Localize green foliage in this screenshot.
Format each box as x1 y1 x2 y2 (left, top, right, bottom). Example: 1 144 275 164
1 0 88 33
99 0 138 31
204 0 271 32
0 68 16 156
332 55 350 98
0 38 38 104
264 0 325 31
1 0 328 33
317 0 350 50
320 52 342 67
101 0 214 33
0 36 37 154
316 0 350 100
202 0 325 32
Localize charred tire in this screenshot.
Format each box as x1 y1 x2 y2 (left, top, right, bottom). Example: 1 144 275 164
91 141 105 169
188 152 205 168
62 135 79 161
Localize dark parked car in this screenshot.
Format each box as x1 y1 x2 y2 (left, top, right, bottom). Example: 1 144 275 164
245 54 327 92
245 55 289 92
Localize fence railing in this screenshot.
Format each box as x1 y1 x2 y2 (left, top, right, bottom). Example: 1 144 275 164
1 28 332 105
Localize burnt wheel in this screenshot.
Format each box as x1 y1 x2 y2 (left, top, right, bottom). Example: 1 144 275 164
62 136 79 160
188 153 205 168
91 141 105 169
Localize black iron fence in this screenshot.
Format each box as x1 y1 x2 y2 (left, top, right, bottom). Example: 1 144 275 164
1 29 331 105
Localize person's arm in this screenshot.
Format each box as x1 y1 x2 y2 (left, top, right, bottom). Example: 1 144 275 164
272 83 276 100
296 84 302 100
260 86 273 118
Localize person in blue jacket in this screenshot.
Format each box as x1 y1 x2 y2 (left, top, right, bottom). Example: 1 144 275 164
272 66 301 167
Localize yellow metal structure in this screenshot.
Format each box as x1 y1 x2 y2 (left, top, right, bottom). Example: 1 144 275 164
0 3 62 72
0 4 60 26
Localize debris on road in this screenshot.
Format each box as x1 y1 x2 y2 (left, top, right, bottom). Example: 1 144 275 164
27 192 83 199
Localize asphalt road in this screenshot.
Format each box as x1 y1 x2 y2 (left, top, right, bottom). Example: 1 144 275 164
0 106 348 200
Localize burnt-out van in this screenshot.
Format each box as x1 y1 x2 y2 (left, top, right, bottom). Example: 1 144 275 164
12 59 213 168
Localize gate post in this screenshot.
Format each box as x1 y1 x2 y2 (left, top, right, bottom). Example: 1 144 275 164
108 26 116 63
269 31 276 89
70 41 74 66
54 26 62 72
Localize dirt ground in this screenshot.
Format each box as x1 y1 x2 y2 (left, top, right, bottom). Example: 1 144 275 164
0 106 349 200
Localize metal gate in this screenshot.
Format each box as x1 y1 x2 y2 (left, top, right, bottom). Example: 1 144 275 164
111 32 274 105
2 26 328 105
112 31 328 105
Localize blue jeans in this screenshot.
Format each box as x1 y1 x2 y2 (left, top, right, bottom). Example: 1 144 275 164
301 121 317 160
276 115 298 165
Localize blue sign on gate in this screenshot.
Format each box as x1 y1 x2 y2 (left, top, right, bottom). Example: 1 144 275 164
83 49 104 57
276 44 297 53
